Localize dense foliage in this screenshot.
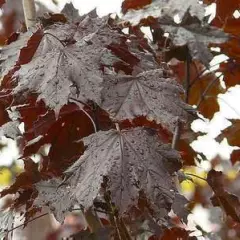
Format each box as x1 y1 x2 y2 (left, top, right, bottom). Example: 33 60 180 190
0 0 240 239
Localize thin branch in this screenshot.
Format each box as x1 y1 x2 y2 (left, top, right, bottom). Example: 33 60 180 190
103 190 129 240
69 97 91 108
196 73 224 109
185 173 207 182
172 117 181 149
218 96 240 118
43 33 66 47
81 108 97 133
184 52 191 103
7 213 48 234
22 0 36 28
172 52 189 148
84 208 103 233
70 98 97 133
189 59 229 88
119 218 132 240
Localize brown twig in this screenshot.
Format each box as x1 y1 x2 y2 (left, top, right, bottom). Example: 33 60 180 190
184 51 191 103
185 173 207 182
7 212 49 235
196 72 224 109
22 0 36 28
84 208 103 233
172 117 182 149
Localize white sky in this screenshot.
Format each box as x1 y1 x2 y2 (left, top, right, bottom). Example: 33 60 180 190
42 0 123 16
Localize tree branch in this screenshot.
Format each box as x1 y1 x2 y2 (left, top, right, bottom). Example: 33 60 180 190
172 117 181 149
22 0 36 28
184 51 191 103
84 208 103 233
7 213 48 235
196 73 224 109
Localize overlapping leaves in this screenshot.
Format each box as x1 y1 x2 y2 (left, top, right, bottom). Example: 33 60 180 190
0 3 195 239
159 15 228 66
0 0 240 239
122 0 206 25
63 128 180 218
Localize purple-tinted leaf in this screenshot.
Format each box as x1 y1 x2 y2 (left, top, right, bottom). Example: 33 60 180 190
101 69 190 132
160 16 228 66
66 127 182 216
122 0 206 26
34 178 75 223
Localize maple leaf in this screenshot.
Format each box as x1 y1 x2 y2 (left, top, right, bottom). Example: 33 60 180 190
170 60 224 119
122 0 206 26
61 2 80 22
0 28 43 78
160 227 197 240
216 120 240 164
207 169 240 223
159 15 228 66
22 105 95 176
122 0 152 14
0 209 14 239
218 61 240 88
0 31 32 77
204 0 240 27
13 34 102 114
65 127 181 217
0 158 42 197
171 193 189 223
11 14 123 115
230 149 240 165
216 119 240 147
0 0 5 8
101 69 191 132
34 178 75 222
102 34 160 75
0 120 21 139
178 139 197 165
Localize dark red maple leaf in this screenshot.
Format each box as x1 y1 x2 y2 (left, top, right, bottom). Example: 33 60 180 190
0 158 44 197
22 104 95 176
0 0 5 8
122 0 152 14
207 169 240 223
153 227 197 240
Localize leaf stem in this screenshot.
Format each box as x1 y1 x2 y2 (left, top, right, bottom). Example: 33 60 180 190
196 73 224 109
7 212 48 234
172 117 181 149
184 51 191 103
70 98 97 132
84 208 103 233
81 108 97 133
43 33 66 47
189 59 229 88
218 96 240 118
185 173 207 181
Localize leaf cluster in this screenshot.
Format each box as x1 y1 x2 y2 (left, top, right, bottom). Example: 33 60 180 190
0 0 239 239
